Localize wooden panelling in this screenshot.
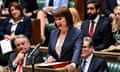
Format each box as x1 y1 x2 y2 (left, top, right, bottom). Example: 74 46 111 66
74 0 103 20
31 19 42 45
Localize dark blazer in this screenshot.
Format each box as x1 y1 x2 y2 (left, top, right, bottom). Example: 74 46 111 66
81 15 115 50
0 16 32 39
20 0 38 13
48 27 83 64
103 0 117 17
80 55 109 72
8 48 43 69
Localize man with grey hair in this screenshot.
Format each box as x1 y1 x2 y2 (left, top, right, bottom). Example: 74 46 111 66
80 36 109 72
8 34 43 72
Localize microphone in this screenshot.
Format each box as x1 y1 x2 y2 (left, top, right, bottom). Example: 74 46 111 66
27 43 40 58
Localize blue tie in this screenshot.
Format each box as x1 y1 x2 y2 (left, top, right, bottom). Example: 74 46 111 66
81 60 86 72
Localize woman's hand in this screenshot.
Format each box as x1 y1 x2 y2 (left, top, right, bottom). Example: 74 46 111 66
4 34 15 40
46 56 56 63
65 63 76 72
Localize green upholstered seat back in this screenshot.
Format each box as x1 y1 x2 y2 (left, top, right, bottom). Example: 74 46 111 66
107 62 120 72
37 0 75 9
37 0 46 9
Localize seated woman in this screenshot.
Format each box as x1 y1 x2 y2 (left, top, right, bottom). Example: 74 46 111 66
46 7 83 72
0 1 32 41
109 5 120 50
0 2 32 66
69 8 82 29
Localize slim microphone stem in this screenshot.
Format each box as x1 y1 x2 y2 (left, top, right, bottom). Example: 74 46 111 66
32 56 34 72
28 43 40 58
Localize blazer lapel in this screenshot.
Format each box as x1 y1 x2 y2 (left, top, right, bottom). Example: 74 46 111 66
93 16 102 38
61 27 74 56
85 20 90 36
15 22 23 34
88 56 95 72
52 30 60 58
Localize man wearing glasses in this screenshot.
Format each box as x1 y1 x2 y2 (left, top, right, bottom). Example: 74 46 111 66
8 35 43 72
80 36 108 72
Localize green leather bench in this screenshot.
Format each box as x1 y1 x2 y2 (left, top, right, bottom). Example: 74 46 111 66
37 0 75 9
107 61 120 72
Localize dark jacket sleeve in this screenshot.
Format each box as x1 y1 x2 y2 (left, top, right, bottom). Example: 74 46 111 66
71 30 83 64
22 16 32 39
103 0 116 17
8 52 17 70
96 57 109 72
33 48 44 63
0 17 10 40
94 18 115 50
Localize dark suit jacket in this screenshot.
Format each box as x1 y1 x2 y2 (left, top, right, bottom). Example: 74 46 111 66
80 55 109 72
103 0 117 17
0 16 32 39
20 0 38 13
48 27 83 64
81 15 115 50
8 48 43 70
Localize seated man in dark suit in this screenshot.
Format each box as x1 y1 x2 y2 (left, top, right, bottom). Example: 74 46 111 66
80 36 109 72
81 0 115 51
8 35 43 71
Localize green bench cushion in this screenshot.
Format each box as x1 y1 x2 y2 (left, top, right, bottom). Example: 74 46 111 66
37 0 75 9
107 62 120 72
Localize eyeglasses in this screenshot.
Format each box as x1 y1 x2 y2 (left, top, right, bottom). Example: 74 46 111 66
16 41 26 47
115 13 120 16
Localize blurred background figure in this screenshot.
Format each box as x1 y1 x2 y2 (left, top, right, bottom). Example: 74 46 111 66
46 7 83 72
0 1 32 41
37 0 68 44
0 0 3 9
0 2 32 66
109 6 120 49
1 0 38 18
80 36 109 72
103 0 118 20
69 7 82 29
8 35 43 72
20 0 38 18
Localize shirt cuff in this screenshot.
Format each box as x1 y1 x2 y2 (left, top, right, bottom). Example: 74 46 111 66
12 62 18 68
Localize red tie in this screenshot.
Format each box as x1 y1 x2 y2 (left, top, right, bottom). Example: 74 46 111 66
17 58 24 72
89 21 94 38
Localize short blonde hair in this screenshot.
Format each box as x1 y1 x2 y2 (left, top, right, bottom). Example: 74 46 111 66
112 5 120 32
69 8 82 29
69 8 81 24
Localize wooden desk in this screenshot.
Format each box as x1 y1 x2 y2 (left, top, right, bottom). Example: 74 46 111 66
40 46 48 57
23 65 67 72
93 51 120 62
23 64 80 72
40 46 48 53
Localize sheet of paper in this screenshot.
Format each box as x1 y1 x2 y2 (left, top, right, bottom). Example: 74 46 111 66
0 39 13 54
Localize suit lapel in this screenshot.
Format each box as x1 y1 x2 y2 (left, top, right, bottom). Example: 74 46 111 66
88 56 95 72
15 22 23 34
86 21 90 35
93 16 102 38
52 30 60 58
61 27 74 57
